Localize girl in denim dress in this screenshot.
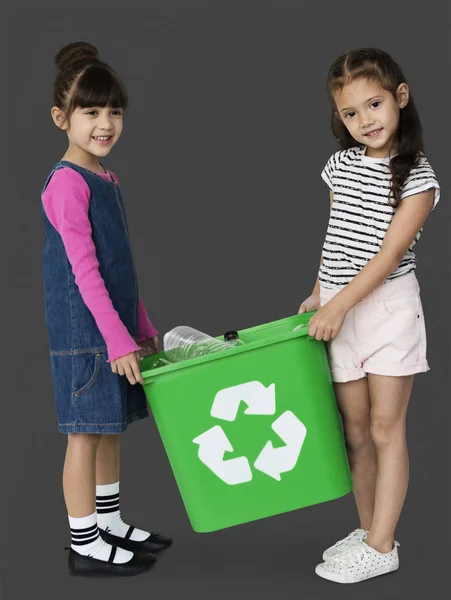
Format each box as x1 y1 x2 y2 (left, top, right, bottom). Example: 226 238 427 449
41 42 172 577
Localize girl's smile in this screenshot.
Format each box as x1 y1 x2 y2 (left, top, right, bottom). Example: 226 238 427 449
92 135 113 144
364 128 383 138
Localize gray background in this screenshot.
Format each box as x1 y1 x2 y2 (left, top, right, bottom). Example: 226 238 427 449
2 1 450 599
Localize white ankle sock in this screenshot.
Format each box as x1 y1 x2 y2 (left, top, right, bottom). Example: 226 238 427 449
96 482 150 542
69 512 133 564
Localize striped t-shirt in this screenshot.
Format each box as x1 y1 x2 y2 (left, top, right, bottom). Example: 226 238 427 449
319 146 440 289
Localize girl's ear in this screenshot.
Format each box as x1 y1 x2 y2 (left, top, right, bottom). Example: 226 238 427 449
396 83 410 109
51 107 68 130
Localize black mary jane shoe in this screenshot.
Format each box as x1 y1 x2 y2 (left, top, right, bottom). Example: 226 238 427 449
99 526 173 554
66 545 157 577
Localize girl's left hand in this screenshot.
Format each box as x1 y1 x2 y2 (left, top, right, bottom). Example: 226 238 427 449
138 335 159 357
308 301 348 341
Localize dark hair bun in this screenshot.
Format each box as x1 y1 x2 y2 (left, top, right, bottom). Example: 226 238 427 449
55 42 100 72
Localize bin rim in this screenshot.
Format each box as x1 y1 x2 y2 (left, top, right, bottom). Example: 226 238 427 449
140 312 316 383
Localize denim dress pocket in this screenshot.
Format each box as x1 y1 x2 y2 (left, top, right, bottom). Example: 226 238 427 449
72 352 103 397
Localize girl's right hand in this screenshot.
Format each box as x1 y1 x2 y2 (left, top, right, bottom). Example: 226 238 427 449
298 294 321 314
110 350 143 385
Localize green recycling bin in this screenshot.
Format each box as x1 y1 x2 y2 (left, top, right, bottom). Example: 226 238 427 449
140 312 352 533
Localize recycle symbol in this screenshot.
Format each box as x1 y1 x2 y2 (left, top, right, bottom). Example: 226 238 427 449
192 381 307 485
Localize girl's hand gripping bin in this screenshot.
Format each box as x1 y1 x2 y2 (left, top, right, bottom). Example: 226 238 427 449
140 313 352 532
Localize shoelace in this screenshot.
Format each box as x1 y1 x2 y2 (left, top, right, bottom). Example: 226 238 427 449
330 541 372 567
333 529 365 549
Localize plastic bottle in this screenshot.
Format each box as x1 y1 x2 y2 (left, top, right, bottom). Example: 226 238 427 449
223 330 245 347
163 326 235 363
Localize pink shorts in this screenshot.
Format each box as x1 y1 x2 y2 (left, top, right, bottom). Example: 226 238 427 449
320 272 429 383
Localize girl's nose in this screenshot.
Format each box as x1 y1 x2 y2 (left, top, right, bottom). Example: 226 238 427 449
99 120 113 131
361 113 375 128
98 114 114 130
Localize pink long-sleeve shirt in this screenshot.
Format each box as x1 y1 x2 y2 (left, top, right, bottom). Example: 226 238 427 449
42 167 158 362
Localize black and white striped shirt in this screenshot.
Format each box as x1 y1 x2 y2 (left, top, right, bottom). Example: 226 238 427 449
319 146 440 289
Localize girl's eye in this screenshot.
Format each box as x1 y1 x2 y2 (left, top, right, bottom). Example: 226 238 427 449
86 110 97 116
111 110 122 116
344 112 355 119
371 101 381 109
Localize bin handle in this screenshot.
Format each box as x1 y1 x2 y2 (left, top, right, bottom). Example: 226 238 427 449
292 323 317 342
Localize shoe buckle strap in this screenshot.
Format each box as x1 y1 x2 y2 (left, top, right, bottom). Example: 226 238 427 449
108 545 117 563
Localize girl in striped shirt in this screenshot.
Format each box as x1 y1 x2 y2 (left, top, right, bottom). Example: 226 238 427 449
298 48 440 584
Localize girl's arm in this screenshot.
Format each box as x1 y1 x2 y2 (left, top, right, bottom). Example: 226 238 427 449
310 253 324 297
298 191 332 313
42 168 142 362
332 189 435 313
137 299 158 342
312 190 334 294
107 170 158 343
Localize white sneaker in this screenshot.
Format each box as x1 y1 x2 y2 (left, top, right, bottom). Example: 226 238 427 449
322 528 368 561
316 540 400 584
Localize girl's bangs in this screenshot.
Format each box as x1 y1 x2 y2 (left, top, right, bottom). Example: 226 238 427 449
330 64 389 94
71 65 128 110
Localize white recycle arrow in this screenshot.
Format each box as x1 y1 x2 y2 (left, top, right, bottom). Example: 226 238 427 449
192 425 252 485
254 410 307 481
211 381 276 422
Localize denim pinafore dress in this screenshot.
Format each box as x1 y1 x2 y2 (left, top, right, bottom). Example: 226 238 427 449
41 161 149 434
